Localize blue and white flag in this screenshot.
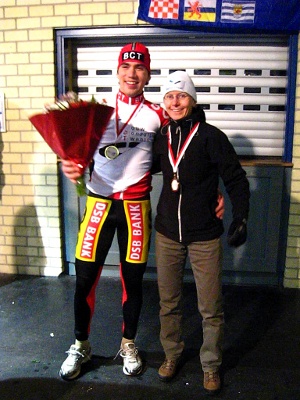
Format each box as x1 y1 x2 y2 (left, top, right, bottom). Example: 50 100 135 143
221 1 255 24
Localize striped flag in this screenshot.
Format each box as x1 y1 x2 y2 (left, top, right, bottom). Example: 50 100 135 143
221 0 256 23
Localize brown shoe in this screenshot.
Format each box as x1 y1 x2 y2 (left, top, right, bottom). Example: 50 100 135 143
158 359 178 382
203 371 221 394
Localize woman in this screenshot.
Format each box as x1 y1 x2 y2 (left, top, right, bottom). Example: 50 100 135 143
152 71 250 394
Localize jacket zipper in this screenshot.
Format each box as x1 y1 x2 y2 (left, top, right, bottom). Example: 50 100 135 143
176 127 183 242
178 189 182 242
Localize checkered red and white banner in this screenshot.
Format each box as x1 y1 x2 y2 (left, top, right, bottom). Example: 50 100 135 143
149 0 179 20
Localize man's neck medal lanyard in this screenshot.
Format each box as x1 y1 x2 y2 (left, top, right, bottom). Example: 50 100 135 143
103 93 144 160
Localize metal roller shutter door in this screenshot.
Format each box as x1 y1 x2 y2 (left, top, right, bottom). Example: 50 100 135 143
60 35 290 284
74 43 288 157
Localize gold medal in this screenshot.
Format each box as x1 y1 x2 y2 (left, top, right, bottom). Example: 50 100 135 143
104 145 119 160
171 173 180 192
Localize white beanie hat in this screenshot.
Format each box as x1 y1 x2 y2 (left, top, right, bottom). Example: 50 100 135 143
163 71 197 102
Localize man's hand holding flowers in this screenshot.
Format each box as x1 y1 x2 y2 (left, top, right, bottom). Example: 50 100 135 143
61 160 83 184
29 91 114 196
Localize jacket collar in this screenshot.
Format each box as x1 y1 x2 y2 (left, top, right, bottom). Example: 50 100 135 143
169 106 205 129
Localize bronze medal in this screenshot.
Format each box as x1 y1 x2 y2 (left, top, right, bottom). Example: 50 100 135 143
167 123 200 194
171 173 180 192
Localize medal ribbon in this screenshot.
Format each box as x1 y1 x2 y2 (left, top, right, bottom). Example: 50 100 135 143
167 122 200 174
115 94 144 137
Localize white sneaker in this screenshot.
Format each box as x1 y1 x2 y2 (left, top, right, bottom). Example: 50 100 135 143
120 342 143 376
59 344 91 380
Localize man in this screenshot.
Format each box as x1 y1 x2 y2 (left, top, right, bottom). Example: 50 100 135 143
152 71 250 395
59 42 169 380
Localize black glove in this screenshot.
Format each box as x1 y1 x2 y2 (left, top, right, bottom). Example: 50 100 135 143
227 218 247 247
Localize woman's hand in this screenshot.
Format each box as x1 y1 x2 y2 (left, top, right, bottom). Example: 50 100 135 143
215 191 225 220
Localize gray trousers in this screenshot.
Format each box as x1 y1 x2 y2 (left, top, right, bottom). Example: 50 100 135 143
155 232 224 372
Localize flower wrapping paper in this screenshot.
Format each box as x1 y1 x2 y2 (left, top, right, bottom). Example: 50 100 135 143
29 102 114 171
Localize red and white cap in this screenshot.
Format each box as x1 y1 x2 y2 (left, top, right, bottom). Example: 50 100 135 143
118 42 151 73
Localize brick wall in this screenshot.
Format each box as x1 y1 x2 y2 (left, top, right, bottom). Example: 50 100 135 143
1 1 300 286
284 38 300 288
0 0 136 276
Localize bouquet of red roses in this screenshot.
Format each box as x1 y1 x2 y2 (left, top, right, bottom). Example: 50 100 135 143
29 92 114 195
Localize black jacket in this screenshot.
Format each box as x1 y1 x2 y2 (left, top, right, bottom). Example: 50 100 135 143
152 106 250 244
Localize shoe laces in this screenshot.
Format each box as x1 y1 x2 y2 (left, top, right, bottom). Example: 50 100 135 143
205 371 219 383
66 346 88 361
161 359 176 371
116 343 138 360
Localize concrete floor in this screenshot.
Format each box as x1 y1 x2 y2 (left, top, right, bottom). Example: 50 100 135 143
0 273 300 400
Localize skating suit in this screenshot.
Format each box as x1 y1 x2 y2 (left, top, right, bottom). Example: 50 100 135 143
74 91 168 341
